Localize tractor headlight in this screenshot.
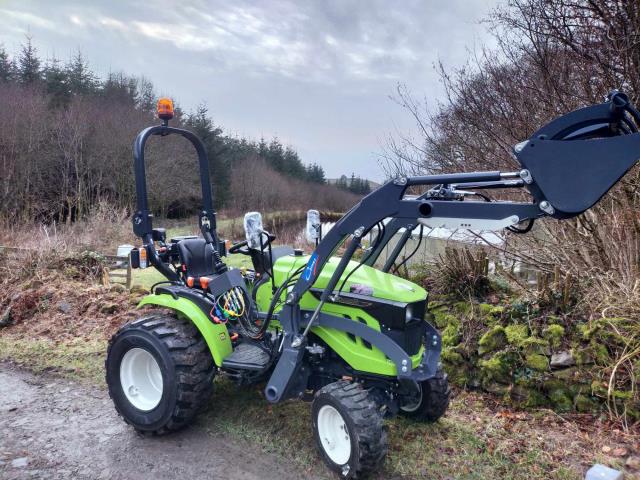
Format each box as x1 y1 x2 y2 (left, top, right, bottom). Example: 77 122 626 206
405 305 414 324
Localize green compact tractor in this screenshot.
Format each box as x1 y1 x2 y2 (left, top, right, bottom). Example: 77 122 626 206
106 92 640 477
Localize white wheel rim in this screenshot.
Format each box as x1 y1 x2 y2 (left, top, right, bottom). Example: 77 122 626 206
119 348 164 411
400 384 423 413
317 405 351 465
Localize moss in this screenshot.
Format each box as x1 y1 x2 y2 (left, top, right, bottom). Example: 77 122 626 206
627 406 640 421
573 343 610 366
482 381 510 397
580 317 631 346
505 324 529 347
433 311 459 330
525 389 548 408
572 346 593 366
478 303 493 315
543 324 565 348
478 326 507 355
479 353 512 384
543 378 565 393
513 367 544 387
578 322 596 340
441 348 464 365
478 303 504 321
520 337 550 355
608 389 633 400
574 394 598 413
442 321 462 347
551 367 579 381
480 306 504 327
592 343 610 364
446 366 469 387
510 385 547 408
525 353 549 372
453 301 471 316
549 389 572 412
590 380 607 398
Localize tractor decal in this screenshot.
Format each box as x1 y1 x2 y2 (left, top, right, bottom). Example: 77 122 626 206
303 252 318 282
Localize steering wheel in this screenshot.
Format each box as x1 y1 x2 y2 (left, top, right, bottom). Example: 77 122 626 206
228 239 251 255
229 232 277 255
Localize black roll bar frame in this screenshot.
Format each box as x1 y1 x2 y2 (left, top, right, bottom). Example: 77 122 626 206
131 124 223 281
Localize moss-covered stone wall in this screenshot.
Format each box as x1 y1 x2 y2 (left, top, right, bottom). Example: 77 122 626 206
431 299 639 420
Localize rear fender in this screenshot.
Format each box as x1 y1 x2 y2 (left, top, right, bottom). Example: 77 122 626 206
138 294 232 366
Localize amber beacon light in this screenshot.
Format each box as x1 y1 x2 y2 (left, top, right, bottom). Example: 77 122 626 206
157 97 174 122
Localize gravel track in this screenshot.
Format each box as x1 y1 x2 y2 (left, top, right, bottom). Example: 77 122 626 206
0 362 320 480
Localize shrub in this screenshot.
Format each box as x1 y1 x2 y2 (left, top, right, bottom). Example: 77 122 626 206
431 246 492 299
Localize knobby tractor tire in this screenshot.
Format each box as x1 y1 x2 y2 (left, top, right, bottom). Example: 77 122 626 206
312 380 387 479
399 368 450 422
105 313 215 435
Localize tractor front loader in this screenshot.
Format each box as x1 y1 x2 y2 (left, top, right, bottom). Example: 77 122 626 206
105 91 640 478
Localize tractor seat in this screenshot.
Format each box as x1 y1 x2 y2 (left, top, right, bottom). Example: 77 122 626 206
177 238 215 278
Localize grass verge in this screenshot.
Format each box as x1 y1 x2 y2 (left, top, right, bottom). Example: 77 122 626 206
0 335 606 480
0 334 106 384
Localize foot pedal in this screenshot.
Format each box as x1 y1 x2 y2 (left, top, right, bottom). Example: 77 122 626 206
221 342 271 372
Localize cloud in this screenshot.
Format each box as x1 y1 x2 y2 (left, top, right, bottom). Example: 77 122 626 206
53 1 477 84
0 9 56 30
0 0 499 180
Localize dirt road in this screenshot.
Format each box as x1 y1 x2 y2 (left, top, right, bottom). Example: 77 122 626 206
0 362 323 480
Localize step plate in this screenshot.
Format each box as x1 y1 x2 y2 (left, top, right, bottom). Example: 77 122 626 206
221 342 271 371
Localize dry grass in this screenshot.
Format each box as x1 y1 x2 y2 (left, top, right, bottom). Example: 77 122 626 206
1 208 639 476
0 202 135 255
0 261 638 478
427 246 493 299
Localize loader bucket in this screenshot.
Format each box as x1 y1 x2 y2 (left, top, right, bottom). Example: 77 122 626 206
515 93 640 219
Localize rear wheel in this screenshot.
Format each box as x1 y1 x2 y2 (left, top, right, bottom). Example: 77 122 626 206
105 313 215 434
399 368 450 422
312 380 387 478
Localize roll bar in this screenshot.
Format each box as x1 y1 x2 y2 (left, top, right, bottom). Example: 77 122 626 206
131 124 223 280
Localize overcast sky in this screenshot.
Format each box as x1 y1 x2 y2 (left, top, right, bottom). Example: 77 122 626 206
0 0 500 181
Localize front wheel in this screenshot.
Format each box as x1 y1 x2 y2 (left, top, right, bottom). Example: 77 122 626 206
399 368 450 422
312 381 387 479
105 313 215 434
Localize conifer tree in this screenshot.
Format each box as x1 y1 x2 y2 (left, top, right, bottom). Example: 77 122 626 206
0 45 14 82
66 50 97 95
44 56 70 107
18 36 41 84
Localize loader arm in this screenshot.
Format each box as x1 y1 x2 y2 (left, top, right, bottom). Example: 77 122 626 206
264 90 640 403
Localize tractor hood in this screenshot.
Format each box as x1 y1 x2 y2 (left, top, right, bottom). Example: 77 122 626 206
272 254 427 304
